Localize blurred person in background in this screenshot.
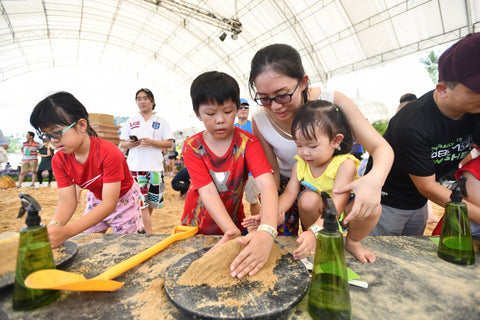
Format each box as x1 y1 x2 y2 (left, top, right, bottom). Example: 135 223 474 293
235 98 261 216
17 131 40 188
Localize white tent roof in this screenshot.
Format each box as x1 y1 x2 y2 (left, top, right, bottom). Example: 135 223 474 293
1 0 479 130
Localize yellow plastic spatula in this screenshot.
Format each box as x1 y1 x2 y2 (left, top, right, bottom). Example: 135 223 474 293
25 226 198 291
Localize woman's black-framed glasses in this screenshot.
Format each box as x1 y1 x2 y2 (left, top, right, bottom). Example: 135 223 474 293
254 81 301 107
38 121 77 141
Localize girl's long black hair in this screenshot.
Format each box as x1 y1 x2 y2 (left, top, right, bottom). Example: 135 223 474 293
30 91 97 137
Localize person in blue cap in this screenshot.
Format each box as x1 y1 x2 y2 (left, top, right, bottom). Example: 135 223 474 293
235 98 261 216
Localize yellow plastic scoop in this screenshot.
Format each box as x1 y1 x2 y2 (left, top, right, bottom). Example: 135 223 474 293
25 226 198 291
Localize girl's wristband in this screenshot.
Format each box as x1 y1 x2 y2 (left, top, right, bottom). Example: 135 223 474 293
49 220 61 226
257 224 278 240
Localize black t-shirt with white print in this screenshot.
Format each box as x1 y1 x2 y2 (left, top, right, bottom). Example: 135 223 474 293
380 90 478 210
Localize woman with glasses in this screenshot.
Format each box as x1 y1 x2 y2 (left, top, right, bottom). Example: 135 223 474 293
30 92 145 248
249 44 393 263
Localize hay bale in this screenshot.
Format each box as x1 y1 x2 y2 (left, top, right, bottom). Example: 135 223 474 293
0 176 16 189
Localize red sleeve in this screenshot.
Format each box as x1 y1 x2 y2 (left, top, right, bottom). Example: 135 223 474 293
52 152 74 188
182 134 213 191
456 157 480 180
244 134 273 178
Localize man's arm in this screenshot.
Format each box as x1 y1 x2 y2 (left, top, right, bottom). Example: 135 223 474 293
410 174 480 224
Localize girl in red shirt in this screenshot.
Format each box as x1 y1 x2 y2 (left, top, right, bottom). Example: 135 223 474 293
30 91 144 248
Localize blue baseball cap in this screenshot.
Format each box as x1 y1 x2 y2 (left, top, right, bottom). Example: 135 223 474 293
240 98 249 105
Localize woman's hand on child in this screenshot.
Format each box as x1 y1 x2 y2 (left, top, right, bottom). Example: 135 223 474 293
333 174 381 224
230 231 274 279
292 231 316 260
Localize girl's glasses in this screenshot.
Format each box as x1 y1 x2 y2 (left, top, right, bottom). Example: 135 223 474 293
254 81 301 107
39 121 77 141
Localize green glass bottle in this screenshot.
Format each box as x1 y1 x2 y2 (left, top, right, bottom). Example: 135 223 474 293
308 192 351 320
12 194 60 310
437 179 475 266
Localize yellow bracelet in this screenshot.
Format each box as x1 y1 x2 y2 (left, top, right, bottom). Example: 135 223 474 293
257 224 278 240
49 220 61 226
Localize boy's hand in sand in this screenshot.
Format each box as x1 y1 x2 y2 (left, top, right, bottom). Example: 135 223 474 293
209 228 241 251
230 231 274 279
292 230 316 260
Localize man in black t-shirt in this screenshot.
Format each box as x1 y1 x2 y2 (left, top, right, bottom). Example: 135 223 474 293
371 33 480 236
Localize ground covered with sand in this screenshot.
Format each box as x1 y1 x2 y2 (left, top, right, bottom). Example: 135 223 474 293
0 176 442 235
0 177 188 235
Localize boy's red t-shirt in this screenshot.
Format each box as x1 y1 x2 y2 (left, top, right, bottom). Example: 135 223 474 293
52 136 133 200
181 127 273 235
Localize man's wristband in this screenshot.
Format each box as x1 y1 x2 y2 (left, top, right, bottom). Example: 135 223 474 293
257 224 278 240
49 220 61 226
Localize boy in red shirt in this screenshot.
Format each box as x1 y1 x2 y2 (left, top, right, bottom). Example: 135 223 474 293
182 71 278 279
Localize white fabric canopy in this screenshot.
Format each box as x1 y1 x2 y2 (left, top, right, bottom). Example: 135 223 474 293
0 0 479 129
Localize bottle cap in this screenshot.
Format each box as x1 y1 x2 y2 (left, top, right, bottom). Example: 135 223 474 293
321 191 339 231
18 193 43 227
449 177 467 202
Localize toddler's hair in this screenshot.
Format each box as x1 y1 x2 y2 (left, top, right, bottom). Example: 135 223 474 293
292 100 353 156
30 91 97 137
190 71 240 115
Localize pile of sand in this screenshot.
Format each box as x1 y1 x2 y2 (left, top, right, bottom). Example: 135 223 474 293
178 239 286 290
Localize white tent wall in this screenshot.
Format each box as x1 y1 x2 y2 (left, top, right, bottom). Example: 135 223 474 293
0 0 479 134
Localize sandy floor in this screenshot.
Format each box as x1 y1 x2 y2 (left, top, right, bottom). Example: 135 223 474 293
0 176 444 236
1 176 257 235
